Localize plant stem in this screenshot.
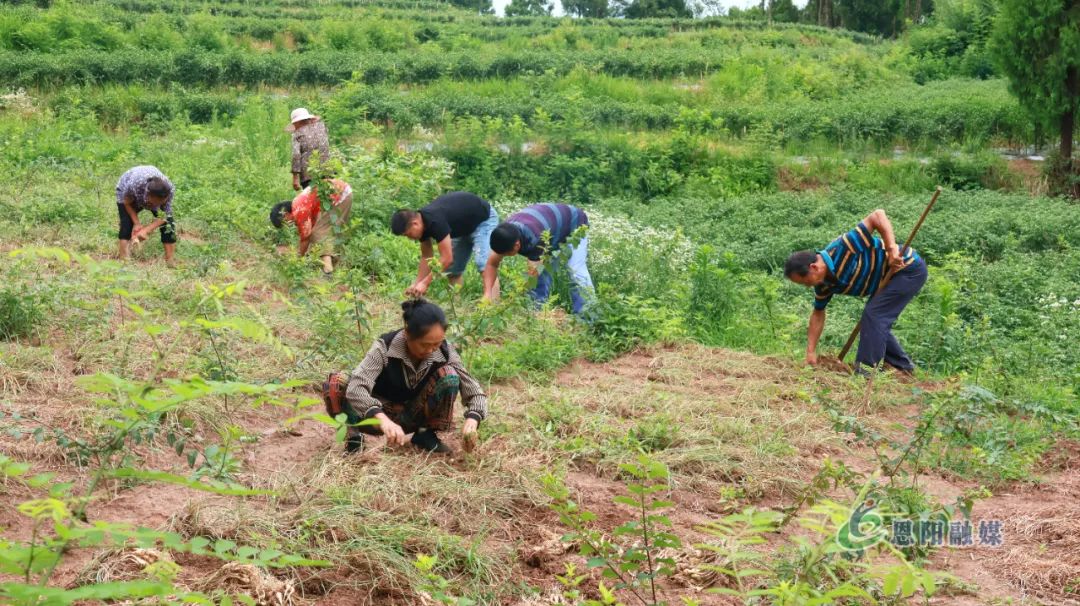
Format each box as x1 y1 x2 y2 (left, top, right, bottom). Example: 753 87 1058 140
640 489 657 605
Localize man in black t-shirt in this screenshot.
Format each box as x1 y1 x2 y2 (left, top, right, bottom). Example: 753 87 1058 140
391 191 500 297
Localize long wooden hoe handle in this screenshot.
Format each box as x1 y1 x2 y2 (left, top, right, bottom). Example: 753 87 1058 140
837 186 942 362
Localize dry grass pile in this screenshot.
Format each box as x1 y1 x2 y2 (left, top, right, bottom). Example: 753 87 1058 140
70 547 173 587
987 502 1080 604
168 499 247 540
193 562 304 606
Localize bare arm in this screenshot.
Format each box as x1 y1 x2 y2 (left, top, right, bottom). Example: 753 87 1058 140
806 308 826 364
415 239 435 284
122 196 140 225
864 208 909 271
435 236 454 272
864 209 900 251
298 237 310 256
482 252 504 300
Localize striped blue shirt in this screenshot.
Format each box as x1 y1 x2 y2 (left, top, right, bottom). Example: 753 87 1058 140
814 221 920 310
507 203 589 261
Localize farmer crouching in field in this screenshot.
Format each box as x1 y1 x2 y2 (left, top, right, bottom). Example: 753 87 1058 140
116 165 177 266
286 107 330 191
784 208 928 376
270 178 353 275
483 203 594 316
336 299 486 454
390 191 500 298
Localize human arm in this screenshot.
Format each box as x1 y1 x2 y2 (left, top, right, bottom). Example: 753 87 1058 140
296 216 313 256
134 216 167 241
122 195 141 230
863 209 904 270
805 308 826 365
408 237 455 296
291 133 303 178
481 253 504 302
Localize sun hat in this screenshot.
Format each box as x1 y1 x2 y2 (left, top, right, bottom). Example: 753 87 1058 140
285 107 320 132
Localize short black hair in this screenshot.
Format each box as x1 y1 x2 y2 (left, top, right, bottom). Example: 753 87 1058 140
146 177 170 199
489 223 521 254
784 250 818 278
401 298 448 338
390 209 419 236
270 200 292 229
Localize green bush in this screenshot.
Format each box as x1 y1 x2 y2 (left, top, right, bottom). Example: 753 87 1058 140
0 289 44 341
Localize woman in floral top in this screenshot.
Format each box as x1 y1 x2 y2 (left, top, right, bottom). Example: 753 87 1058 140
286 107 330 191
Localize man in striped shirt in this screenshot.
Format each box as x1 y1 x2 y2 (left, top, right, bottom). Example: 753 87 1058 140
784 208 928 375
483 203 594 315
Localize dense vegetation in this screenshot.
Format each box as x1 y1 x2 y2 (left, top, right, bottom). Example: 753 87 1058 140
1 0 1077 603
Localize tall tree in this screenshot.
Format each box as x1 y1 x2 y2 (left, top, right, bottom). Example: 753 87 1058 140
769 0 800 22
624 0 691 18
834 0 903 36
447 0 495 14
505 0 553 16
560 0 608 17
990 0 1080 196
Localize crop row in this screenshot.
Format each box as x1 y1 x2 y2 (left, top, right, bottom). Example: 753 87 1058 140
329 77 1026 144
100 0 880 42
3 48 766 87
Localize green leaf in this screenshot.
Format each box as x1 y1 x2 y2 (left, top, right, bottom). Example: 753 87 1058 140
106 469 271 496
214 539 238 555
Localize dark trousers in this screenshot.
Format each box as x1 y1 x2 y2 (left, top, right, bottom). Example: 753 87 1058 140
855 258 928 372
118 205 177 244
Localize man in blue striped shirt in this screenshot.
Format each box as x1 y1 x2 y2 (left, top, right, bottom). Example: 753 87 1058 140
784 208 928 375
483 203 594 315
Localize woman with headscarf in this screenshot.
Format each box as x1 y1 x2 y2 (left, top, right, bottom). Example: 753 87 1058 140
335 299 487 454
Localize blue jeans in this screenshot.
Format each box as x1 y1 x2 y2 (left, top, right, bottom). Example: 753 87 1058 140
855 258 928 372
446 206 499 277
530 236 595 315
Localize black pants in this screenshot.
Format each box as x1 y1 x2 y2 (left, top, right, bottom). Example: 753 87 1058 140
118 206 177 244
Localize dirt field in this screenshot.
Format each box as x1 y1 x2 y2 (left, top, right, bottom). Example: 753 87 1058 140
2 340 1077 605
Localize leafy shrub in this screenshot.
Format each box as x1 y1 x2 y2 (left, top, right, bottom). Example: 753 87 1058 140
0 288 44 341
930 151 1016 191
587 287 685 359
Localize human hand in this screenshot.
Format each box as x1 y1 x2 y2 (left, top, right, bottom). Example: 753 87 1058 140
292 175 301 191
377 414 407 446
887 244 905 271
405 282 428 298
462 418 479 452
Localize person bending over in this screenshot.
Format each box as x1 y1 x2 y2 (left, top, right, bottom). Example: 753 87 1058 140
784 208 928 376
270 178 353 275
483 203 593 316
390 191 500 298
116 165 177 266
341 299 486 454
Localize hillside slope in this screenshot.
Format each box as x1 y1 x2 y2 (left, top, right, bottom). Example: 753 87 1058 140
2 283 1076 604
